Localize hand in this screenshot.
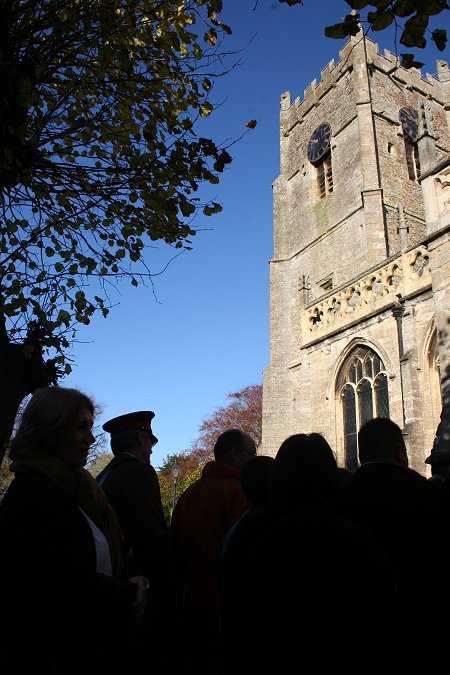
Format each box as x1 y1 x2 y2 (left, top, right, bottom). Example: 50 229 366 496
127 575 149 620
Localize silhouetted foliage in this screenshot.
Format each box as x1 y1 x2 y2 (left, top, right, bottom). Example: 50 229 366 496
280 0 448 69
0 0 245 465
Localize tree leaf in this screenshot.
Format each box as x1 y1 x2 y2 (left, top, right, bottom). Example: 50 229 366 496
432 28 447 51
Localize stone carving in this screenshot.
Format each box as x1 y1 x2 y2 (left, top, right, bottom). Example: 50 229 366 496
311 307 323 325
348 288 361 308
412 249 429 276
370 276 383 295
303 245 431 343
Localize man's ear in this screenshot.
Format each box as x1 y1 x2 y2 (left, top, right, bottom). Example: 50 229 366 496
394 442 408 466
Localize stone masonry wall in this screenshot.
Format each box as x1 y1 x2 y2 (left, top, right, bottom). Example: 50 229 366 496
262 32 450 468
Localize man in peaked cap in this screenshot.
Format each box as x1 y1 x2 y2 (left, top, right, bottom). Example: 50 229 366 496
97 410 174 671
102 410 159 444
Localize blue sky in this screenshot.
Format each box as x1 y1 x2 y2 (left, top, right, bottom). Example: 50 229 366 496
64 0 449 468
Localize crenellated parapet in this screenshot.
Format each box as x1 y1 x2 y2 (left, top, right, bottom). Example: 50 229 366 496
301 244 431 346
280 32 448 137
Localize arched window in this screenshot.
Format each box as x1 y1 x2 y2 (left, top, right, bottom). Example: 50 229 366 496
427 330 441 432
337 347 390 471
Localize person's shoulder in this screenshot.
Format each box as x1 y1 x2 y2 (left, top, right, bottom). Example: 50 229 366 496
117 458 159 483
352 462 423 481
0 471 81 528
203 460 241 483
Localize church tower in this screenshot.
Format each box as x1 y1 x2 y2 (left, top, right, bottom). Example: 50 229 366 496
262 33 450 474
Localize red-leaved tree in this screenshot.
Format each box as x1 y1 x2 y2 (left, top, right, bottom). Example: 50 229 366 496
189 384 262 467
157 383 262 517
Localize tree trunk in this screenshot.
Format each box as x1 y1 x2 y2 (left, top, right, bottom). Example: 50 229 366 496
0 335 57 467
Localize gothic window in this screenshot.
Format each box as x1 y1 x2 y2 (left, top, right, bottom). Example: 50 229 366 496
337 347 390 471
427 330 441 434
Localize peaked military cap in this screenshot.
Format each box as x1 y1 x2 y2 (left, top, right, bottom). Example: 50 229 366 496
102 410 158 445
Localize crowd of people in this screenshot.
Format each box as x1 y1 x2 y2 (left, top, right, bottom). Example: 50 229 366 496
1 385 450 675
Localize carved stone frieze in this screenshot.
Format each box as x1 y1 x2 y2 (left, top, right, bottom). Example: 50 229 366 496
302 244 430 345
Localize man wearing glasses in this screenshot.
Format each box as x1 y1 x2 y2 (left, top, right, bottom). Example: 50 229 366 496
97 410 173 671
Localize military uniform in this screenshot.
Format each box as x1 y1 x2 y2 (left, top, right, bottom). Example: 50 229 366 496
97 411 174 672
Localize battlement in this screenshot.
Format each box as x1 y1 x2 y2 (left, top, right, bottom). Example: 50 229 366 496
280 31 448 134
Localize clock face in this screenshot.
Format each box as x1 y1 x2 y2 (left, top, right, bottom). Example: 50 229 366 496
307 123 332 164
399 107 419 141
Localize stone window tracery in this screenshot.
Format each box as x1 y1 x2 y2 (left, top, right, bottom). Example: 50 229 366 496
427 330 441 433
337 347 389 471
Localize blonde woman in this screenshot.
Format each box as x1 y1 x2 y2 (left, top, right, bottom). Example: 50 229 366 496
0 386 148 675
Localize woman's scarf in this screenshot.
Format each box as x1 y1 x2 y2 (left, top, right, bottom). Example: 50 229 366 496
11 455 124 577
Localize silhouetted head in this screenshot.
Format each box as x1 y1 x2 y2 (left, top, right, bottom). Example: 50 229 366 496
272 433 339 506
240 455 275 507
9 386 95 463
358 417 408 467
213 428 257 472
102 411 157 464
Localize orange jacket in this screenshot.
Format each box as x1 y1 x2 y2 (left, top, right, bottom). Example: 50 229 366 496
170 459 248 582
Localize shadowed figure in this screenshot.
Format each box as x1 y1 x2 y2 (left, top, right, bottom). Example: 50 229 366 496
0 387 148 675
221 454 275 555
220 432 393 675
170 428 256 675
425 441 450 491
340 417 450 662
96 410 174 672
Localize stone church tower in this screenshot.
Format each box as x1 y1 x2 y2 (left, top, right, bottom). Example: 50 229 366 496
262 33 450 475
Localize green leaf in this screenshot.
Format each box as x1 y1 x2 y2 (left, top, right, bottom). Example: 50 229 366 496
57 310 71 325
345 0 368 8
200 102 213 118
400 53 425 69
432 29 447 51
393 0 415 18
325 14 361 39
368 9 394 31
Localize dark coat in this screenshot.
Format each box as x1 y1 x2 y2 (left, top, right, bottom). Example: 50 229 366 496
97 453 171 582
0 470 138 675
220 500 394 675
340 462 450 640
169 460 248 675
96 453 174 670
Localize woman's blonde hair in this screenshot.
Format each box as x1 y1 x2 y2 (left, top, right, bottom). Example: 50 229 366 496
9 386 94 460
